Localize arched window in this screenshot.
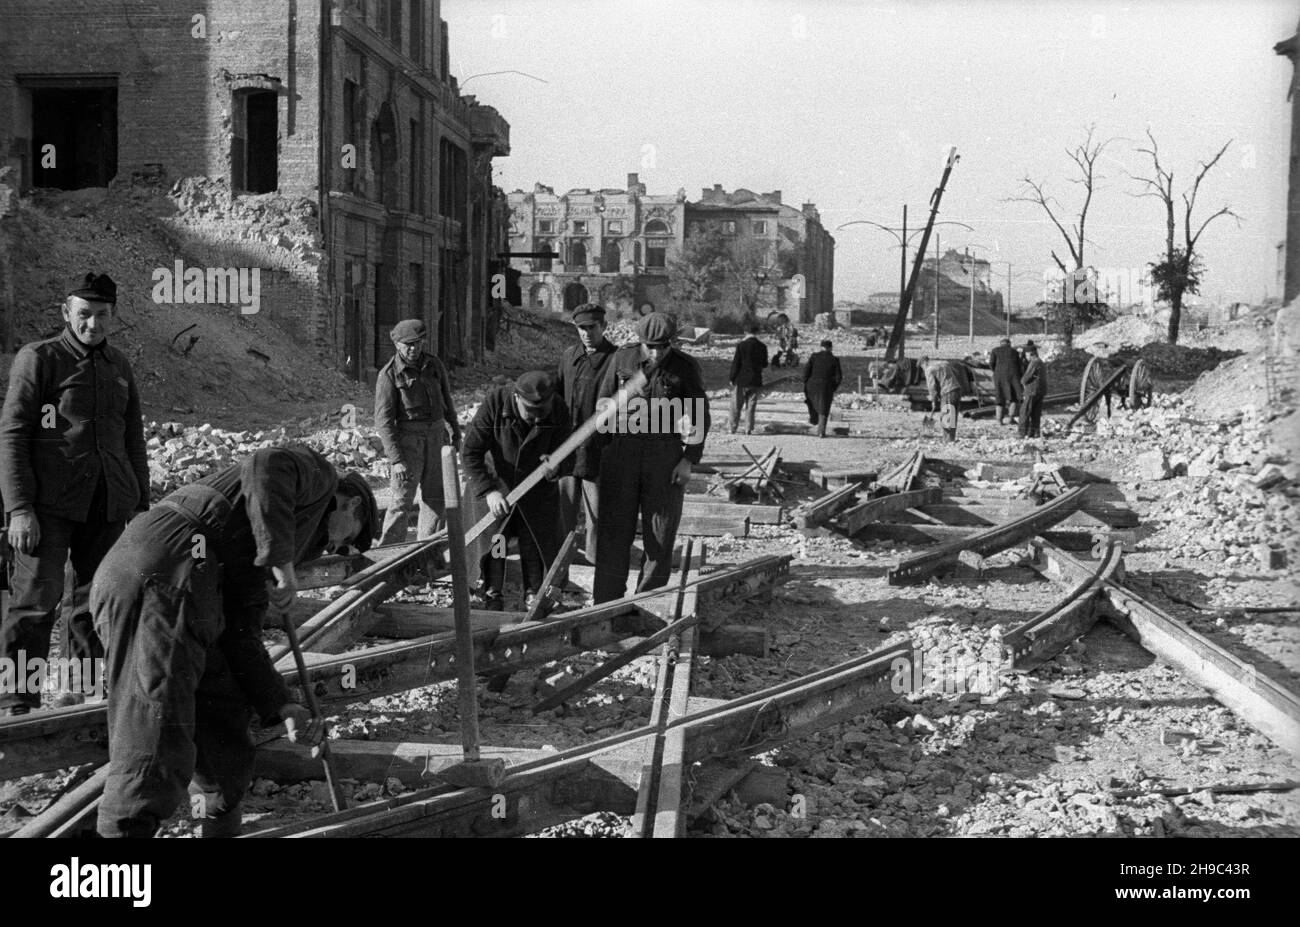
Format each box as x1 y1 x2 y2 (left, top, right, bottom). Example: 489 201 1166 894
570 240 587 268
534 239 553 272
601 240 621 273
644 218 670 235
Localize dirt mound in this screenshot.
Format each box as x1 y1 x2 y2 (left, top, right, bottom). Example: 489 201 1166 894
1 180 363 427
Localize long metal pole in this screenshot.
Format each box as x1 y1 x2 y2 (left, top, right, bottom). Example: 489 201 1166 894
933 232 940 348
899 204 907 319
885 146 959 362
441 446 483 767
967 246 975 344
1006 262 1012 338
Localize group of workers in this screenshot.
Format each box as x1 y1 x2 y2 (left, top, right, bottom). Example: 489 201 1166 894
0 274 1059 838
921 339 1047 441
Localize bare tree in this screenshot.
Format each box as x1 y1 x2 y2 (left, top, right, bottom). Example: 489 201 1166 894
1006 124 1115 349
1130 129 1240 344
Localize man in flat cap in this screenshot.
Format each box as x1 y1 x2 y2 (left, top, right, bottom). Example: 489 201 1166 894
374 319 461 547
460 370 573 610
0 273 149 716
553 303 617 569
591 312 710 604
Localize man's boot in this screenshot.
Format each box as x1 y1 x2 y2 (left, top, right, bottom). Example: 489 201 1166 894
200 802 243 838
995 404 1006 425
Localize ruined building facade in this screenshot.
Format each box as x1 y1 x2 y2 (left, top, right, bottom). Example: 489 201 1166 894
0 0 510 380
507 180 834 322
507 175 686 316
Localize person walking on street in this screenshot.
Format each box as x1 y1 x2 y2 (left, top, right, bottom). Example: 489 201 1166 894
922 356 966 442
0 273 149 716
554 304 617 568
728 324 769 435
592 313 710 603
374 319 461 547
989 337 1023 425
802 340 843 438
1019 344 1048 438
460 371 573 611
92 445 378 837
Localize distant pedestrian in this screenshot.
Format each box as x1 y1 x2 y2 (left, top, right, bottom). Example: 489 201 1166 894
802 340 842 438
729 324 769 435
922 356 966 442
989 337 1024 425
1019 344 1048 438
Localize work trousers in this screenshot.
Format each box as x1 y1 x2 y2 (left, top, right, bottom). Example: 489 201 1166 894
0 480 122 710
379 429 446 546
1019 393 1044 438
729 385 761 435
93 502 253 839
477 500 558 599
557 475 600 562
994 379 1022 415
593 438 684 604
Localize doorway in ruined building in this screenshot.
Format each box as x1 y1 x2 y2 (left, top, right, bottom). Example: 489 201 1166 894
22 77 118 189
232 89 278 193
563 283 589 312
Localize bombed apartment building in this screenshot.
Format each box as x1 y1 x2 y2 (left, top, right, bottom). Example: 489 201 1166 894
685 185 834 323
0 0 510 379
506 174 687 316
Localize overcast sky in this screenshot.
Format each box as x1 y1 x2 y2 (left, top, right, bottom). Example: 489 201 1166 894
445 0 1295 306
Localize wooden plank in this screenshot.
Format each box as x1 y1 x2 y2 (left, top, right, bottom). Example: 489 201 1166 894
809 467 878 490
366 606 526 639
672 515 749 537
525 529 579 623
252 739 550 788
792 482 862 529
834 487 942 536
683 499 783 524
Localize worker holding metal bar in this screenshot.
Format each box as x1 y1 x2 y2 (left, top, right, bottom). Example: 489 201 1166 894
91 445 378 838
591 313 710 603
374 319 461 547
461 371 573 611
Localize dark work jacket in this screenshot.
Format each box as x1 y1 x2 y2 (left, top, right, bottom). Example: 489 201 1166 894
373 351 460 462
729 336 769 388
0 328 148 521
461 386 573 512
802 350 843 413
595 345 711 466
990 344 1023 386
554 338 617 481
162 444 339 720
1021 358 1048 399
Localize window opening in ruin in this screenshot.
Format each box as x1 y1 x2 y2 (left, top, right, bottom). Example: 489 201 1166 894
722 220 737 234
563 283 589 312
232 89 278 193
753 220 767 235
387 0 402 46
538 219 555 233
343 260 363 380
570 240 587 268
409 117 423 212
644 219 669 235
26 80 118 189
374 262 398 369
607 220 623 234
342 79 360 193
534 240 553 272
572 220 588 235
409 0 424 65
601 240 621 273
646 245 667 269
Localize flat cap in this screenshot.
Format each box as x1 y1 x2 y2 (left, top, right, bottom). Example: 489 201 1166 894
68 272 117 304
390 319 427 344
636 311 676 345
514 369 555 405
571 303 606 326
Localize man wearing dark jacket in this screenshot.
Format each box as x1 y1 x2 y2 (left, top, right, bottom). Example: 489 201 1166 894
461 371 573 610
0 273 149 716
374 319 461 546
554 304 616 565
593 313 710 603
728 324 769 435
92 445 378 837
989 338 1023 425
802 340 843 438
1019 345 1049 438
923 356 967 442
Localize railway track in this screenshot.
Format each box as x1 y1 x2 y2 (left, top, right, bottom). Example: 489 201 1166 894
4 461 1297 839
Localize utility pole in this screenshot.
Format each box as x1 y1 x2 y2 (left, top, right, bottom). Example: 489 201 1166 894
885 146 960 362
933 232 940 349
966 246 975 344
1006 262 1012 338
899 204 908 316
